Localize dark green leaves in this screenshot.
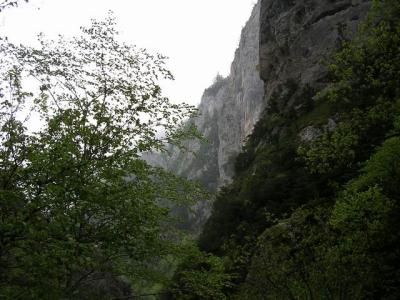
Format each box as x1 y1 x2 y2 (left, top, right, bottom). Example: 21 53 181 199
0 14 203 299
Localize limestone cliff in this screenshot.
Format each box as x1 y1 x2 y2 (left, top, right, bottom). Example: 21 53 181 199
147 1 372 233
150 1 264 190
259 0 371 106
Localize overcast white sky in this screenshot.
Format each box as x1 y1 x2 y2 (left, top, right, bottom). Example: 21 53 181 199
0 0 257 106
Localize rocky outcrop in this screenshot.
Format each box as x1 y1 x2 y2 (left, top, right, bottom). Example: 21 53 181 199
259 0 371 104
148 0 372 232
150 1 264 190
299 118 337 142
215 1 265 185
144 1 264 232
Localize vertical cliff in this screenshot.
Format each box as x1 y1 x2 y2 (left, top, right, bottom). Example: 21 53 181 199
170 0 400 297
197 0 375 295
259 0 371 104
157 0 372 193
152 1 264 191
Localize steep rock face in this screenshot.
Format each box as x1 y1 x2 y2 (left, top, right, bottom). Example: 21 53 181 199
259 0 371 103
157 1 265 190
216 1 265 185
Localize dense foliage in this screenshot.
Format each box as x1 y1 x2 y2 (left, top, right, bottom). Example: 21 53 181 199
0 16 204 299
167 0 400 298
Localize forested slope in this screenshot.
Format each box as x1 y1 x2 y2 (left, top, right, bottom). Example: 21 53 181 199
167 1 400 298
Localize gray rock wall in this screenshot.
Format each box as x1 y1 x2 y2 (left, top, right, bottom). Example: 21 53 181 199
152 1 264 190
146 0 373 231
144 1 264 231
217 0 265 185
259 0 371 103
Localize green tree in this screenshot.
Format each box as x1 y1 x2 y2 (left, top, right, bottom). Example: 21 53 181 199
166 243 233 300
329 136 400 298
0 14 202 299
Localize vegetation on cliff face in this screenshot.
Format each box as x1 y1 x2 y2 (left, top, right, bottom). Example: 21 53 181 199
167 0 400 298
1 0 400 299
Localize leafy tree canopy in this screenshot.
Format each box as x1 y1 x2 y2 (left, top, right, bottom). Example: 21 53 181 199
0 14 203 299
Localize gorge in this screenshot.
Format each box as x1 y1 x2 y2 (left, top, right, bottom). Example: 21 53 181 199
163 0 400 298
1 0 399 298
147 0 372 230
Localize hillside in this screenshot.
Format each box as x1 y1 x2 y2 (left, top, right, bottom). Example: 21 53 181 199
167 0 400 298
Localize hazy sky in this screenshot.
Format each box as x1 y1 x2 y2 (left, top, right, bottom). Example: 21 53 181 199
0 0 257 106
